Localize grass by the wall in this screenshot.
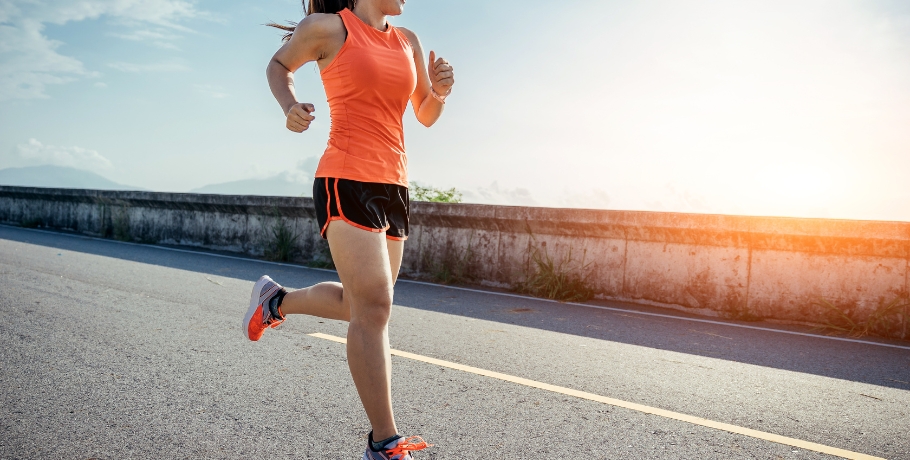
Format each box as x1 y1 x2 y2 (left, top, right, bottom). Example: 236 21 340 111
723 301 764 322
263 215 300 262
307 240 335 269
515 244 595 302
814 296 909 339
421 236 475 284
20 217 43 228
112 207 131 241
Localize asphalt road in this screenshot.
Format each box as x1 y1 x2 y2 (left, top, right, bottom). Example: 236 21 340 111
1 224 908 459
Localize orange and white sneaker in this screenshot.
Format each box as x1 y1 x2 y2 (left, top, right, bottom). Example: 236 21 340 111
243 275 287 341
363 432 433 460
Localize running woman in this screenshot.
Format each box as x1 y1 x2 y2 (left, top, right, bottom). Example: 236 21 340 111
244 0 454 458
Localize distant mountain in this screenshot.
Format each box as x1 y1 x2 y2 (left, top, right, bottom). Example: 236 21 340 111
0 165 313 197
0 165 144 190
190 174 311 197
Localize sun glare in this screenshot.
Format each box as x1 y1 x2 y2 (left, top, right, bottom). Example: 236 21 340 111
517 1 910 219
755 165 834 207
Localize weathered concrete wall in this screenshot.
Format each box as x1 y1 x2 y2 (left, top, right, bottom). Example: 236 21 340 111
2 186 908 336
0 187 335 265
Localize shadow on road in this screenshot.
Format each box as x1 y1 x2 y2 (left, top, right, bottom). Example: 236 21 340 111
3 224 909 391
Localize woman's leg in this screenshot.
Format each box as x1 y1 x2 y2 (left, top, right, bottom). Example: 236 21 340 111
279 281 350 321
275 237 404 321
386 238 404 284
321 221 400 440
275 222 406 440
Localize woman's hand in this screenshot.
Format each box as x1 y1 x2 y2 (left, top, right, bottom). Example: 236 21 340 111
428 50 454 97
286 103 316 133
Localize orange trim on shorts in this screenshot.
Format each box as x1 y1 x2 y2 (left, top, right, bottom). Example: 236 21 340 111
329 216 383 234
386 234 407 241
320 178 333 238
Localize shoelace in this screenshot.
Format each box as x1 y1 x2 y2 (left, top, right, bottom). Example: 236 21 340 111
264 300 285 328
264 309 284 328
385 436 433 458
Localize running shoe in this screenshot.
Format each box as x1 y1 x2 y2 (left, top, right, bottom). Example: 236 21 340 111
243 275 286 341
363 432 433 460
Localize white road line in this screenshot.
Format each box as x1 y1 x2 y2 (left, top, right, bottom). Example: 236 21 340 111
4 224 909 351
310 332 886 460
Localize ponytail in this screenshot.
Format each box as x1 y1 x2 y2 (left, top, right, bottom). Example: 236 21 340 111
267 0 356 42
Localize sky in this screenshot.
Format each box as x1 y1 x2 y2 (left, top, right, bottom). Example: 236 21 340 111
1 0 910 221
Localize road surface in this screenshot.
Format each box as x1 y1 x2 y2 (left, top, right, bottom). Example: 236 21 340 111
1 224 908 459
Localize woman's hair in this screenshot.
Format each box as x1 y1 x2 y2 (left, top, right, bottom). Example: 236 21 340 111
267 0 356 42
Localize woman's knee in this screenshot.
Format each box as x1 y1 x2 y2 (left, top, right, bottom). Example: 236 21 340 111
349 289 394 324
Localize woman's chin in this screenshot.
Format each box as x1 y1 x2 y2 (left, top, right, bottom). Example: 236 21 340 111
386 0 405 16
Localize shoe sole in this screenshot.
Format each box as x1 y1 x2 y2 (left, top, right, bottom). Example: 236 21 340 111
243 275 273 341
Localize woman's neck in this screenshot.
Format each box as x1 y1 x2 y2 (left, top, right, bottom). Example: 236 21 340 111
352 3 388 31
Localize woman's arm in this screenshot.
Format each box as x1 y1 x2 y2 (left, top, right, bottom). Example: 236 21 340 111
398 28 455 128
267 14 345 132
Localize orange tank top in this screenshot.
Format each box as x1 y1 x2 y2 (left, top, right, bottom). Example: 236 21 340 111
314 8 417 187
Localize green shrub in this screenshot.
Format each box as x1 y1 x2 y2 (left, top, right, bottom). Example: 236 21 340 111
410 183 463 203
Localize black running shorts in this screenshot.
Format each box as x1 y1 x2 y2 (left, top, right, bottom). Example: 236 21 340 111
313 177 409 241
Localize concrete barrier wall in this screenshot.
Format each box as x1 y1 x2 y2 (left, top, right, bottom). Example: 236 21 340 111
2 186 908 336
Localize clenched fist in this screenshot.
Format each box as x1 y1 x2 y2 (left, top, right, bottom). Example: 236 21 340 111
286 102 315 133
428 50 454 98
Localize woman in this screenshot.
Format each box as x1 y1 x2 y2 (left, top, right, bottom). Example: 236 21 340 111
243 0 454 458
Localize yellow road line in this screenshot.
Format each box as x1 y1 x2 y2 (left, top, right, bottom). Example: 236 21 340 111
308 332 884 460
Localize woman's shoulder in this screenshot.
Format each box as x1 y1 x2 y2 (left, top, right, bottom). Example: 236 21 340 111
395 26 421 50
296 12 345 39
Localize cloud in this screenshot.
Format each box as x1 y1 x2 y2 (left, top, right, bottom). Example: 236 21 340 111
282 156 320 184
459 184 611 209
0 21 94 100
194 83 228 98
644 184 711 213
108 61 188 72
0 0 203 100
296 156 320 175
16 138 113 172
110 28 181 49
24 0 201 27
556 189 612 209
461 182 537 206
233 156 319 185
